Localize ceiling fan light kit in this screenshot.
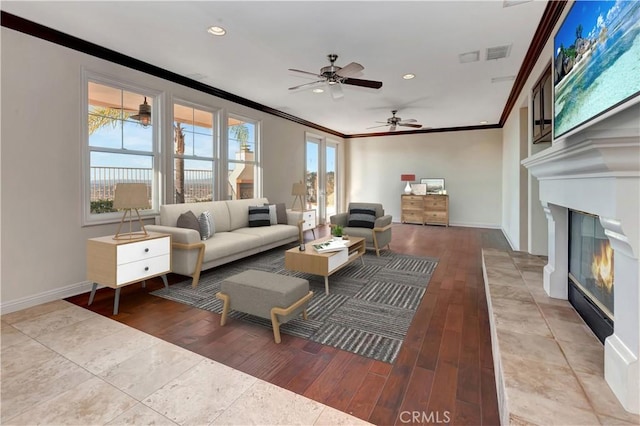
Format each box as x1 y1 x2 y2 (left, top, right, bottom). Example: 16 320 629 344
367 110 423 131
288 54 382 99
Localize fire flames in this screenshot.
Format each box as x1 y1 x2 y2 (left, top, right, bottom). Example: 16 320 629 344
591 241 614 292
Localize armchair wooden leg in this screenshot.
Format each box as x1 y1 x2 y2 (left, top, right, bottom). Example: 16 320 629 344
372 232 381 256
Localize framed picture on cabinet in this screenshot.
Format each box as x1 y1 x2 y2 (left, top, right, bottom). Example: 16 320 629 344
410 183 427 195
420 178 445 194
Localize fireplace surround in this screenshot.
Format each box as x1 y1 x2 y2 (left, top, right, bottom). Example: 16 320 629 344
523 104 639 414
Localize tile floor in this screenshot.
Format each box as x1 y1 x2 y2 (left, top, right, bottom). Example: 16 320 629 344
1 300 371 425
482 248 640 426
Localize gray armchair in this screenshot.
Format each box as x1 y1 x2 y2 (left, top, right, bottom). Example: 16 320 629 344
330 202 392 256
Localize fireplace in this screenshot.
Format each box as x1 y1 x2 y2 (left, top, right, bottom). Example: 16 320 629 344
522 103 639 414
568 210 614 343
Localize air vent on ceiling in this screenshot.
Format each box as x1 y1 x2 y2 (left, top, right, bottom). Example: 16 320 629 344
459 50 480 63
491 75 516 83
503 0 532 7
486 45 512 60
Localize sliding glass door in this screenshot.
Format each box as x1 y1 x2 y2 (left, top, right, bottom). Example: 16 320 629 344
306 134 339 224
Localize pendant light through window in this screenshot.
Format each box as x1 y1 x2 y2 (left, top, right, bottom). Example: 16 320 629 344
131 96 151 127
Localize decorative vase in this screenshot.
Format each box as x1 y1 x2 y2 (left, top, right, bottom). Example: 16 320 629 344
404 181 412 194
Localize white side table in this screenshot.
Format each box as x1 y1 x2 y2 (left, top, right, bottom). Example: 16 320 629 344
287 208 317 239
86 232 172 314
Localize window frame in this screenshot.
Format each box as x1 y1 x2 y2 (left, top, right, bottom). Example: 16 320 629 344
170 98 220 204
82 70 163 226
226 113 262 200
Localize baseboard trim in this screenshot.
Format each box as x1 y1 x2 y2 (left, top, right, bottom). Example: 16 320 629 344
500 227 518 251
450 221 501 229
392 221 500 229
0 280 96 315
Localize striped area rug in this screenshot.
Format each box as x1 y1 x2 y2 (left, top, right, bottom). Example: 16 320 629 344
151 245 437 364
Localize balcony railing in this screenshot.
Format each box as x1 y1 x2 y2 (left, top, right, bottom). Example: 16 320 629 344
90 166 213 203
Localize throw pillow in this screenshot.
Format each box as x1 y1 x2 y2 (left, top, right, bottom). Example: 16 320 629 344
263 203 278 225
176 210 200 232
198 211 215 240
248 206 271 227
348 208 377 229
275 202 287 224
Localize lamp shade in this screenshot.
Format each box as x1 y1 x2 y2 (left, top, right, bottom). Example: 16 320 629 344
291 182 306 196
113 183 150 209
400 174 416 182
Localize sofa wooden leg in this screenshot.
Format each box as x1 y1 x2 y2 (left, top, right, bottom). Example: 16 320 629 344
216 292 230 326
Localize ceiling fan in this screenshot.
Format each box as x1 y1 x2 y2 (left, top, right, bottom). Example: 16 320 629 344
367 110 423 131
288 54 383 99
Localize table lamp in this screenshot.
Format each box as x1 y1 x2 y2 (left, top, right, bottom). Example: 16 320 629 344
401 174 415 194
291 181 306 211
113 183 151 240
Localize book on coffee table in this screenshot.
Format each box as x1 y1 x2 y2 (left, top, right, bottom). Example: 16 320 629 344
312 240 347 253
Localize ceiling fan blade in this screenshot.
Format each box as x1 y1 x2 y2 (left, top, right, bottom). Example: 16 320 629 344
288 80 324 90
366 124 392 129
343 77 383 89
399 123 423 128
328 83 344 100
399 118 417 123
335 62 364 78
288 68 323 78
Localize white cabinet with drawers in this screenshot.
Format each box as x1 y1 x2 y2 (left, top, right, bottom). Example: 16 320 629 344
86 232 171 314
287 209 317 238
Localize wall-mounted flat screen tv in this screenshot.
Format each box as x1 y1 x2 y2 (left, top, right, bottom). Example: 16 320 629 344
553 0 640 139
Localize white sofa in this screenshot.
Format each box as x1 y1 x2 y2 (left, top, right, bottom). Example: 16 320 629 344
146 198 302 287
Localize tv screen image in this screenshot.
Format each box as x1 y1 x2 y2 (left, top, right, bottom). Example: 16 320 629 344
553 0 640 138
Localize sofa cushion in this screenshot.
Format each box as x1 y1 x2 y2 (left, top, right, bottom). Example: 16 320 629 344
177 210 200 232
160 201 231 232
264 204 278 225
227 198 269 230
198 211 215 240
275 202 287 224
201 232 261 262
348 208 377 229
248 206 271 227
233 224 299 245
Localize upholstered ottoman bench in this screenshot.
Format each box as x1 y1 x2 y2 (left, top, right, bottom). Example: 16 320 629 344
215 270 313 343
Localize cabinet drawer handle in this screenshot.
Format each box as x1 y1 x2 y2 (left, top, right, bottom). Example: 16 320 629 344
145 248 149 253
144 266 149 271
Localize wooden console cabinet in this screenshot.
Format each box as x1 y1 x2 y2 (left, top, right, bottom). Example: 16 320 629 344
401 194 449 227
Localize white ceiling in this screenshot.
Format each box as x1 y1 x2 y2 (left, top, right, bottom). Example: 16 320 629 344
2 1 548 135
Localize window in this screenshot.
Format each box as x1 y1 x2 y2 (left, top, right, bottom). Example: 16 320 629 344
227 115 259 200
173 102 217 203
84 76 160 224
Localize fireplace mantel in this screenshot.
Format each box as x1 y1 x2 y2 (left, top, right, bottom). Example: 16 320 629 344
522 106 640 414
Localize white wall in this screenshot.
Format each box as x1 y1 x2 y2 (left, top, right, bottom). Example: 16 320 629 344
0 28 341 309
501 36 555 254
346 129 503 227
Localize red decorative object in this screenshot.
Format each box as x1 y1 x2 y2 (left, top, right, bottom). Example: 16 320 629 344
400 174 416 182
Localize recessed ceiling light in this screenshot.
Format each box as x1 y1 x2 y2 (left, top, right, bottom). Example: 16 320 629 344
312 88 324 93
480 121 489 125
207 26 226 36
402 73 415 80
